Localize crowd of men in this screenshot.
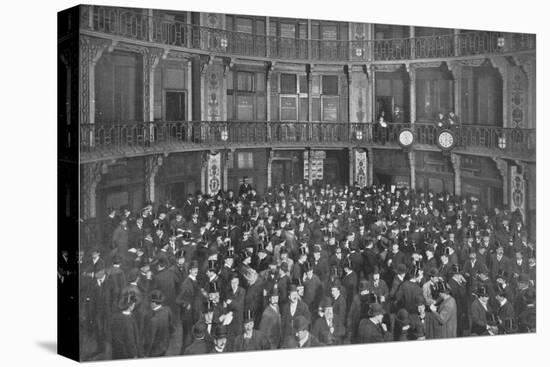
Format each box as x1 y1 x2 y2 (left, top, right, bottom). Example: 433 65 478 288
60 181 537 360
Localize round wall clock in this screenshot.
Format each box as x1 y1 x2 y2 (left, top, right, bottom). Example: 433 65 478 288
398 128 414 149
436 129 456 151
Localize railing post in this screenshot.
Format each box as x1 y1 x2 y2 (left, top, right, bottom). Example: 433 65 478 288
409 26 415 59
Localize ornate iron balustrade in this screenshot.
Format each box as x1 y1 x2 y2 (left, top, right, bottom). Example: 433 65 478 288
81 6 535 63
81 121 535 160
372 37 412 61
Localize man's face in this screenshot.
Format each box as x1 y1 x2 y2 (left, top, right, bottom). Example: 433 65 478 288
244 321 254 334
516 253 523 262
314 252 320 260
289 291 299 303
270 295 279 305
204 311 213 323
215 337 227 349
190 267 198 277
331 287 339 299
373 273 380 282
469 253 476 262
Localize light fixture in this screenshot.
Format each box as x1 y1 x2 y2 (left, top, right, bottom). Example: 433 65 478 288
497 36 505 48
220 37 228 48
221 127 228 141
356 130 363 141
355 48 363 57
498 135 506 150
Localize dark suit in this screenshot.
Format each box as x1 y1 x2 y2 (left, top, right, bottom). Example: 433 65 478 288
281 300 311 337
303 274 323 315
259 304 282 349
311 316 346 345
233 330 270 352
470 298 491 336
395 280 423 314
111 312 139 359
143 306 174 357
282 333 323 348
176 276 203 350
357 319 392 343
154 267 180 315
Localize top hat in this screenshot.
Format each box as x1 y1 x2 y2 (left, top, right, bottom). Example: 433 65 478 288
244 309 254 324
475 285 489 298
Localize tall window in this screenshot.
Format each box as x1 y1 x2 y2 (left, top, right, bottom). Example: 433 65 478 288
237 152 254 169
279 73 308 121
227 71 266 121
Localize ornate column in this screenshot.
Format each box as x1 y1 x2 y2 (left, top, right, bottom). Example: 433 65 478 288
447 61 462 116
266 62 274 140
346 65 353 123
489 56 510 127
223 150 231 191
492 157 509 206
200 56 212 121
514 55 536 129
408 151 416 190
145 154 164 204
59 39 79 136
367 147 374 186
349 149 354 186
369 65 376 121
201 152 208 194
81 161 108 219
308 155 314 186
267 150 274 188
450 153 461 196
407 63 416 123
79 37 109 142
266 17 271 58
142 48 163 123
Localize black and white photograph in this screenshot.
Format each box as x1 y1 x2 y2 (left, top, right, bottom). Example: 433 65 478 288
54 1 541 362
3 1 547 366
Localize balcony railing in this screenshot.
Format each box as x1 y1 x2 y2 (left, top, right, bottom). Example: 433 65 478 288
80 121 535 161
81 6 535 63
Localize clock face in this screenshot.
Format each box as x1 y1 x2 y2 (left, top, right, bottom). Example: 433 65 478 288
438 131 455 149
399 130 414 146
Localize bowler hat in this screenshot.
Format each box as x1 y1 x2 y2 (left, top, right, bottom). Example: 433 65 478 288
397 263 408 274
396 309 410 325
368 303 384 317
320 296 333 309
193 322 207 339
293 316 309 333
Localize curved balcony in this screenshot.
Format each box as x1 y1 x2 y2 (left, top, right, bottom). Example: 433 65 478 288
80 121 535 163
80 6 535 64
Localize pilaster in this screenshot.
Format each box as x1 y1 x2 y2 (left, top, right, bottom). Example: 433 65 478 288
145 155 164 204
492 157 509 206
450 153 461 196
